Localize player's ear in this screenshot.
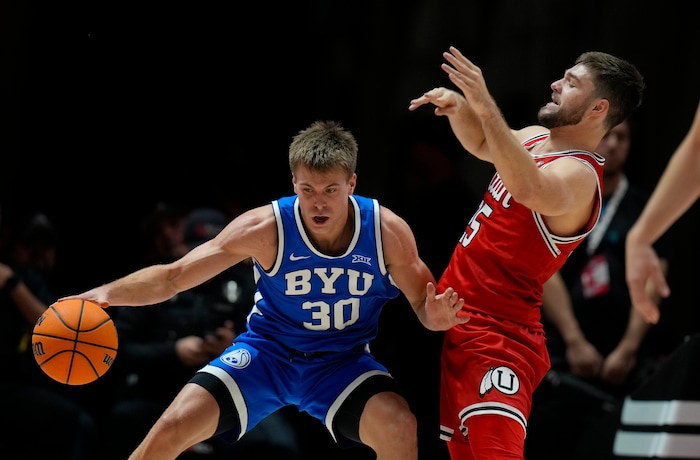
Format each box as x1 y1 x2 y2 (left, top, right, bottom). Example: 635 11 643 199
348 173 357 193
592 98 609 115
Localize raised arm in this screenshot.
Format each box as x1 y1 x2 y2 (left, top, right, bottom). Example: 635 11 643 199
411 46 597 234
626 100 700 323
409 87 489 160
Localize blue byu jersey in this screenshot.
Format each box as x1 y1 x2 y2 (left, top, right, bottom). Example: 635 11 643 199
247 195 401 353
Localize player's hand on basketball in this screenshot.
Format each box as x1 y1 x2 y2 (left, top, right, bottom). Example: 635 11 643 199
423 282 468 331
57 288 110 309
33 299 118 385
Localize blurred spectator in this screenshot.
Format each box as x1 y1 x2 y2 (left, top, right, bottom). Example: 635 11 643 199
139 201 189 265
0 211 100 459
101 205 307 459
526 119 673 460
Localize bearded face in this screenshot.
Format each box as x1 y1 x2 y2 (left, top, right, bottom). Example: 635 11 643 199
537 99 589 129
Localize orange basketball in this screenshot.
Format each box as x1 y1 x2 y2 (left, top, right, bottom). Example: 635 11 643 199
32 298 118 385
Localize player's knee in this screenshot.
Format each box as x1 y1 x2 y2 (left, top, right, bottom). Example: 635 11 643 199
151 411 183 442
360 392 417 445
393 406 418 440
149 406 199 449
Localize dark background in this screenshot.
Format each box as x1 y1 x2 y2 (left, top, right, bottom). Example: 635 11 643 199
3 0 698 300
2 1 700 456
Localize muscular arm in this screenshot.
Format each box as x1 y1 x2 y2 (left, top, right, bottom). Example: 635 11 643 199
628 102 700 245
60 205 277 309
443 47 598 224
601 259 666 385
410 47 597 235
626 100 700 323
541 271 602 377
542 260 665 384
380 207 466 331
409 87 488 160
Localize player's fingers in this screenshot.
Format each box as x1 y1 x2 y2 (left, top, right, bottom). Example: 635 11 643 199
408 97 427 110
447 74 471 97
421 87 444 100
445 71 472 96
409 88 446 111
444 47 464 64
426 281 436 297
650 269 671 298
441 63 463 82
632 295 660 324
448 46 467 61
641 303 660 325
444 47 477 75
54 296 109 309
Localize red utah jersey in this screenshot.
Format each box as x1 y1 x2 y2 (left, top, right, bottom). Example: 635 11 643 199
437 134 604 328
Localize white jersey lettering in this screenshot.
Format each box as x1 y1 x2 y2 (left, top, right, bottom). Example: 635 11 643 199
285 268 375 296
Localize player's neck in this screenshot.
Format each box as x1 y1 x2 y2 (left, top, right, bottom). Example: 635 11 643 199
547 125 601 153
307 207 355 256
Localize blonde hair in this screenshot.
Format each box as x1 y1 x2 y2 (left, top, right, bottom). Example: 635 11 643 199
288 121 358 179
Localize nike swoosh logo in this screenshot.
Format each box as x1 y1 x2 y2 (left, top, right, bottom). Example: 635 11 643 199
289 253 311 261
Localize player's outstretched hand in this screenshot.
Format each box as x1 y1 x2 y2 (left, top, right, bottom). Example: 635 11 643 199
423 282 468 331
408 87 464 117
441 46 496 117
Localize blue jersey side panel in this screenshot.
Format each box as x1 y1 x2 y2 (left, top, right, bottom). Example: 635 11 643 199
247 195 400 353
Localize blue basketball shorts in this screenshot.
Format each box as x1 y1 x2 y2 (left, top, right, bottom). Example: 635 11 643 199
189 331 399 447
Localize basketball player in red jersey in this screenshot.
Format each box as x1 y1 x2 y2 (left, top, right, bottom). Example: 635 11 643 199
409 46 644 459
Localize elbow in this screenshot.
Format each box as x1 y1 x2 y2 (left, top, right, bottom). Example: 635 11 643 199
467 139 490 161
163 264 187 295
509 182 540 208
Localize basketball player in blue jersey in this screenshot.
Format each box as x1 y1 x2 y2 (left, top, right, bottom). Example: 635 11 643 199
60 120 469 460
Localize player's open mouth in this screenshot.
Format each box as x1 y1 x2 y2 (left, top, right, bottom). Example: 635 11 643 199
313 216 329 223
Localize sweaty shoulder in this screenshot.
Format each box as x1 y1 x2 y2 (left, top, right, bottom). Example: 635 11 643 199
379 206 418 266
221 203 278 269
513 125 550 145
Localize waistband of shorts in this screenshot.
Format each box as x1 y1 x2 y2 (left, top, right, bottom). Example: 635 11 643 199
262 334 370 360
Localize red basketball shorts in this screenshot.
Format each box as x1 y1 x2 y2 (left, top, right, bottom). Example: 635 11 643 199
439 311 550 451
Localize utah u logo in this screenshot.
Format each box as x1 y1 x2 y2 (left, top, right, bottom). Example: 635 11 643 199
479 366 520 397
